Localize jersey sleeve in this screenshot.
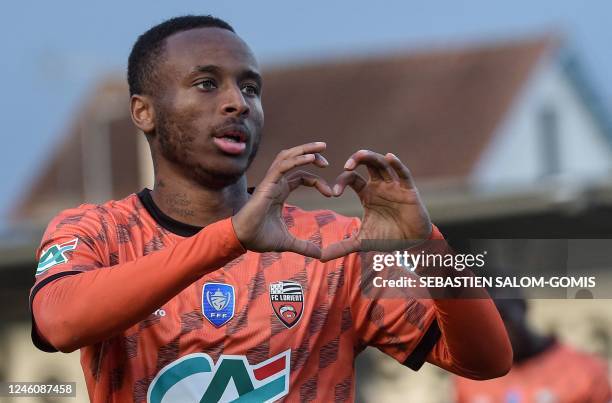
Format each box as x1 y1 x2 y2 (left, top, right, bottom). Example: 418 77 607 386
29 207 108 351
343 218 440 370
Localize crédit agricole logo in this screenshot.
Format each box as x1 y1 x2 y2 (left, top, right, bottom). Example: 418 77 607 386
147 350 290 403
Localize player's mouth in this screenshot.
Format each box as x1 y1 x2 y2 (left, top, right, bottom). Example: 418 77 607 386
212 127 249 155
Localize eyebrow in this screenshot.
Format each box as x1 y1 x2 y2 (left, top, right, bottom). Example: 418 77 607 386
190 65 262 86
192 65 222 75
242 70 263 88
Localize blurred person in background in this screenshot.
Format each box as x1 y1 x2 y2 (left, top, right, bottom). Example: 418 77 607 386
454 297 611 403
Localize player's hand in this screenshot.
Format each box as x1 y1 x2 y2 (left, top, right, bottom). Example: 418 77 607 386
321 150 432 262
232 142 332 259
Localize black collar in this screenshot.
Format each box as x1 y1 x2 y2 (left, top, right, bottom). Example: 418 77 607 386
137 188 203 237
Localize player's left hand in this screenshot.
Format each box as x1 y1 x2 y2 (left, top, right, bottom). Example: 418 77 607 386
320 150 432 262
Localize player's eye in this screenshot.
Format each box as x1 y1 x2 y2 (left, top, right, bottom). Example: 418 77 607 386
195 79 217 91
241 83 260 96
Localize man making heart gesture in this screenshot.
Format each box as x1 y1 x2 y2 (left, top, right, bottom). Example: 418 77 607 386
30 16 511 403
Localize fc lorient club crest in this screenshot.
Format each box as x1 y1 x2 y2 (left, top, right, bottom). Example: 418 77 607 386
270 281 304 328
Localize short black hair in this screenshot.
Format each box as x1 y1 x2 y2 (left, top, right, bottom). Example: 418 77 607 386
127 15 235 96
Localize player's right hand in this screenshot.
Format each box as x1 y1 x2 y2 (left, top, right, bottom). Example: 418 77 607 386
231 142 331 259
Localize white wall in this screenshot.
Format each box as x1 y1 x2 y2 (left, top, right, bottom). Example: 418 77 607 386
472 53 612 190
3 323 88 403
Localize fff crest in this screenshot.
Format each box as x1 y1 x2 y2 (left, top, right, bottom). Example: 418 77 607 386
202 282 235 327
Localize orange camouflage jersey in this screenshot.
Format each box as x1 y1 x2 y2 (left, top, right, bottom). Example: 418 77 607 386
455 341 611 403
30 188 440 402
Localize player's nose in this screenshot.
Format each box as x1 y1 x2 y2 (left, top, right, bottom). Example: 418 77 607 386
221 85 250 117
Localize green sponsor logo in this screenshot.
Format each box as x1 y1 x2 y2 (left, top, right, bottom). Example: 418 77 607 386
36 238 79 275
147 350 290 403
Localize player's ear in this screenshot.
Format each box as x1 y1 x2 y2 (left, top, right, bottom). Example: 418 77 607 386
130 94 155 134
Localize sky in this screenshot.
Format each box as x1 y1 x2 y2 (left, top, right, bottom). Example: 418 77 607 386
1 0 612 226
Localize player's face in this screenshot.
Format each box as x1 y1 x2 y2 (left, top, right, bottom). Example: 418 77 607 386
153 27 264 188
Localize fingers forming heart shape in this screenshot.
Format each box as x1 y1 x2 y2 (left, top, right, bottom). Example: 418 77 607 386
235 142 429 263
278 149 427 262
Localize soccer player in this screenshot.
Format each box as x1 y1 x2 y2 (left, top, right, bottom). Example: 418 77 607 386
454 298 611 403
30 16 512 402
